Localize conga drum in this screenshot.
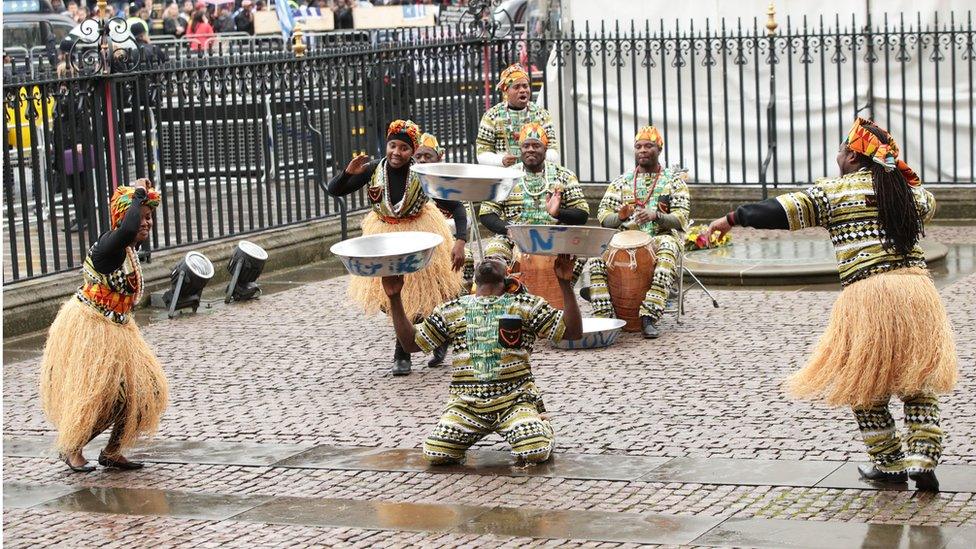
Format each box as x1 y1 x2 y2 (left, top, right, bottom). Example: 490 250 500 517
604 230 656 332
512 252 565 310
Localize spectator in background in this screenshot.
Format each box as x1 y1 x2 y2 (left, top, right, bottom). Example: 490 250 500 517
127 5 149 36
74 6 88 23
255 0 267 11
217 5 239 32
179 0 194 29
234 0 255 34
187 10 215 51
335 0 354 29
161 3 185 37
52 0 67 13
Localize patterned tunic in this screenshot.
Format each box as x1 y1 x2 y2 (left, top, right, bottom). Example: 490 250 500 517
479 161 588 224
75 244 142 324
366 159 429 221
414 293 566 402
597 168 691 236
774 169 935 286
476 102 559 158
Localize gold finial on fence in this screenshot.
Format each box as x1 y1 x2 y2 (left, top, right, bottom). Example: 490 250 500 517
292 23 307 58
97 0 107 19
765 2 778 36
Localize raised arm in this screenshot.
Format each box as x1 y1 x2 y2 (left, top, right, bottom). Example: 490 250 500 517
327 156 380 196
90 185 148 274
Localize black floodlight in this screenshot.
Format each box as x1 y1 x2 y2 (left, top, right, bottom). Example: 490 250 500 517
225 240 268 303
163 251 214 318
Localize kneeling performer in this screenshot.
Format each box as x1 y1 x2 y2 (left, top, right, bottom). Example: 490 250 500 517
382 255 583 465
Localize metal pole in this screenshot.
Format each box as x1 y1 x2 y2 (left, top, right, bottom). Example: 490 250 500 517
467 201 485 260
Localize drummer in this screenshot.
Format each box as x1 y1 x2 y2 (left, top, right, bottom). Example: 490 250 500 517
380 254 583 465
327 120 468 376
580 125 690 339
476 63 560 167
478 122 589 270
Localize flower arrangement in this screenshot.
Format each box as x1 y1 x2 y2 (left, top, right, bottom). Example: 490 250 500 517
685 223 732 251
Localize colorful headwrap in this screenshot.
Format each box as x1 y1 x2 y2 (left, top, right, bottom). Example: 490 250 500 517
497 63 529 91
110 185 161 230
417 133 445 156
634 125 664 148
845 117 899 170
517 122 549 147
386 119 421 150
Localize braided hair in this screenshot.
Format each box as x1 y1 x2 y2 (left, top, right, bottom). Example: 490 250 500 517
853 124 924 256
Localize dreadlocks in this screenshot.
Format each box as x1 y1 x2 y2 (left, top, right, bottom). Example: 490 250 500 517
853 124 925 256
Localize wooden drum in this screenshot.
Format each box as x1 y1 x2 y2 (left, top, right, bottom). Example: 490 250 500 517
513 252 565 310
604 230 657 332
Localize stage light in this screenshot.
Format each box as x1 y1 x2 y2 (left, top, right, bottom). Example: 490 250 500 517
163 251 214 318
225 240 268 303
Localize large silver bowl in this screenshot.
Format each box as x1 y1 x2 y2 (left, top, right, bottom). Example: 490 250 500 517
330 231 444 278
411 163 522 202
508 225 617 257
552 318 628 350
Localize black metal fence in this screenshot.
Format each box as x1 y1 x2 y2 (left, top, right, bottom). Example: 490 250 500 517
4 11 974 284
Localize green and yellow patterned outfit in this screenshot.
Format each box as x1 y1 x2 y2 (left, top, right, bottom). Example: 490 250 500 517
476 102 559 165
588 168 690 321
415 293 567 464
478 161 589 268
733 168 957 474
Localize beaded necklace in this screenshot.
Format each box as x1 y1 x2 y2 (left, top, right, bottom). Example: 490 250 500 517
126 246 144 305
519 163 555 224
632 167 662 208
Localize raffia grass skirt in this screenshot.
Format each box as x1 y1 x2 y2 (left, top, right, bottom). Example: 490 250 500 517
349 203 461 319
39 298 169 454
787 267 958 408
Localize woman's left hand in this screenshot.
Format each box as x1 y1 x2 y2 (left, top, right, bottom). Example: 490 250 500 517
451 239 466 272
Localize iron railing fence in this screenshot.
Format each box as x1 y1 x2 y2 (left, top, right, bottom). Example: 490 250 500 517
4 11 974 284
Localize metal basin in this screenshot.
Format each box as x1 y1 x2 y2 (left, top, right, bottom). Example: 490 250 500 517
411 163 522 202
330 231 444 277
552 317 628 350
508 225 617 257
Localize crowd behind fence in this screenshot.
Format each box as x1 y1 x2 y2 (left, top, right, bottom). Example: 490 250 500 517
4 13 974 284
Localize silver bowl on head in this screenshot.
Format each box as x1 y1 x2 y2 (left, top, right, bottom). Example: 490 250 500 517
411 163 523 202
552 318 628 350
508 225 617 257
330 231 444 278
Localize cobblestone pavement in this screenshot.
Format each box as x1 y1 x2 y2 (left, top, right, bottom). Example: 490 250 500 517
4 226 975 546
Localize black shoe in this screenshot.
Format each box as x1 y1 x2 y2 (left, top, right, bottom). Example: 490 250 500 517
640 316 660 339
579 286 592 302
392 358 412 376
909 470 940 492
61 453 96 473
857 464 907 484
98 452 144 470
428 342 448 368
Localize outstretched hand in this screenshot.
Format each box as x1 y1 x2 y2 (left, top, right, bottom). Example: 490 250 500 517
382 275 404 297
545 188 563 218
553 254 577 282
345 154 371 175
705 216 733 246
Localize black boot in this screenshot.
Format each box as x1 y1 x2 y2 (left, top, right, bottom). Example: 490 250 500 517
640 316 660 339
909 470 940 492
579 286 592 302
428 342 449 367
392 340 412 376
857 464 908 484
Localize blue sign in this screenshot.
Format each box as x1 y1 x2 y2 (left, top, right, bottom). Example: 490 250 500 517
528 228 554 252
341 252 426 277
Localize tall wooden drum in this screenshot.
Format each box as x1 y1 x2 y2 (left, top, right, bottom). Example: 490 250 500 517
604 230 656 332
513 253 565 310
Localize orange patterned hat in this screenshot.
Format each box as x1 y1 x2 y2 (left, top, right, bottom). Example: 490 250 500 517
110 185 161 230
845 117 899 170
497 63 529 91
517 122 549 147
417 133 445 156
386 119 421 150
635 125 664 148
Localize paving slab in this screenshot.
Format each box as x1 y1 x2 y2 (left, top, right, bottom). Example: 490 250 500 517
456 506 725 545
3 482 83 509
233 496 491 532
128 439 314 467
38 487 271 521
693 517 958 548
816 463 976 494
638 457 843 487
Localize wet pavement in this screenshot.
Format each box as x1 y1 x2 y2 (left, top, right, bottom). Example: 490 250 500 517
3 225 976 547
